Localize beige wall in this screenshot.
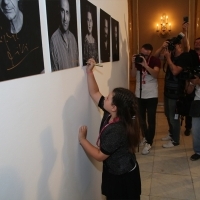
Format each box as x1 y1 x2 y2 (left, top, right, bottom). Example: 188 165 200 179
130 0 200 58
196 0 200 38
133 0 189 53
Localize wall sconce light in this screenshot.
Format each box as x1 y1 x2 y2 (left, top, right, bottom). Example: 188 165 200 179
156 13 171 37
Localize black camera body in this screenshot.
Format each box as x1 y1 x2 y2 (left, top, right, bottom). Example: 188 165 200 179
167 32 185 52
134 53 145 63
183 16 189 23
180 65 200 80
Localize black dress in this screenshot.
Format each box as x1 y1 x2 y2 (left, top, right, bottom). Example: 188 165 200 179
98 96 141 199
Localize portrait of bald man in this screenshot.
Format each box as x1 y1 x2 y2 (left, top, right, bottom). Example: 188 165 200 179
46 0 79 71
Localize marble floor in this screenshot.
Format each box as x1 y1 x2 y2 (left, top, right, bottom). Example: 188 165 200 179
136 112 200 200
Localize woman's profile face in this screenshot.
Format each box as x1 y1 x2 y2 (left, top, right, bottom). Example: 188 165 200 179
104 92 115 113
87 11 93 34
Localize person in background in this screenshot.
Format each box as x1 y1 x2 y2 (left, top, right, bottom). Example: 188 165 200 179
186 76 200 161
50 0 79 71
131 44 161 155
183 22 200 161
78 58 142 199
154 35 191 148
182 23 200 136
83 5 98 65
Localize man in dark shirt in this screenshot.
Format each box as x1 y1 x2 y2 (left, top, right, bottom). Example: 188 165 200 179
182 23 200 136
0 0 44 81
154 36 191 147
182 23 200 161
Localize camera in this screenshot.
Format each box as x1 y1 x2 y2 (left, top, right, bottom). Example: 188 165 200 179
180 65 200 80
167 32 185 51
183 16 189 23
134 53 145 63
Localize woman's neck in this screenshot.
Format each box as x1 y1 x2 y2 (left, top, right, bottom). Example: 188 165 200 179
109 114 118 123
86 34 94 43
10 11 23 34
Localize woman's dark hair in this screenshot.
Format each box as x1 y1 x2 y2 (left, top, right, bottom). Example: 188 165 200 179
142 43 153 51
85 4 94 37
86 4 92 14
86 5 93 23
112 88 142 153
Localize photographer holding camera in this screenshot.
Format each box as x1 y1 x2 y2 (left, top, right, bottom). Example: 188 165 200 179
131 44 161 155
154 33 192 148
186 76 200 161
183 23 200 161
178 23 200 136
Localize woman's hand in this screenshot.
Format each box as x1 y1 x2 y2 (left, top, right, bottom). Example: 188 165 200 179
86 58 96 73
182 22 189 34
162 41 169 49
79 126 88 144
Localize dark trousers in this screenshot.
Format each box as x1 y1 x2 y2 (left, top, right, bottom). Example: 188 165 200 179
184 92 195 130
185 115 192 130
107 197 140 200
164 97 180 143
137 97 158 145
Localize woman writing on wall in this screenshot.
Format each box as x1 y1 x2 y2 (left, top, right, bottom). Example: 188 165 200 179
83 6 99 65
78 58 142 200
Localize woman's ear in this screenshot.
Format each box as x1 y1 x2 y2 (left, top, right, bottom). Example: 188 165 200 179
111 105 117 112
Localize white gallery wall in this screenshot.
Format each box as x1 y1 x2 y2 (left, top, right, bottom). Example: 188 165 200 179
0 0 129 199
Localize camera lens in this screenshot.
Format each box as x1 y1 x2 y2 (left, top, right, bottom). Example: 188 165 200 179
135 55 143 63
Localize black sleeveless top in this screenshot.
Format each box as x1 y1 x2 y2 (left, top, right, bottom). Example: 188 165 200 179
98 96 136 175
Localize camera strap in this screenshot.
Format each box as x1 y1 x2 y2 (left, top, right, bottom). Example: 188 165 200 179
147 55 152 64
96 115 120 147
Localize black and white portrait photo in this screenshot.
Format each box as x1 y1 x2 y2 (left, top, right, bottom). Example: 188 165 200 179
46 0 79 71
100 9 110 63
81 0 98 65
111 18 119 61
0 0 44 82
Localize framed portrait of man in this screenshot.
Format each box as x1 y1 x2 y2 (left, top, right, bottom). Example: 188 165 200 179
111 18 119 62
0 0 44 81
81 0 99 66
100 9 110 63
46 0 79 71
